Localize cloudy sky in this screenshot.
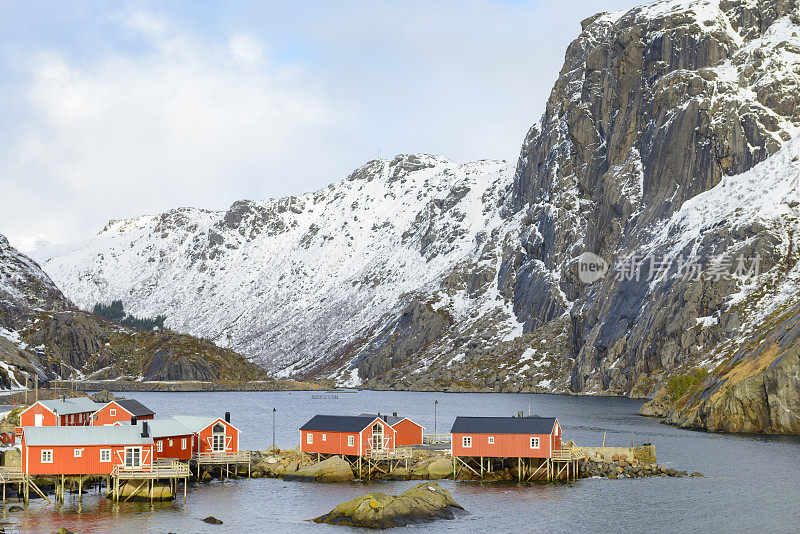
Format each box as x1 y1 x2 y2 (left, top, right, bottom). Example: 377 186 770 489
0 0 639 251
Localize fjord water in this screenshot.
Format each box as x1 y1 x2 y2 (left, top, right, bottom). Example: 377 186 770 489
7 391 800 533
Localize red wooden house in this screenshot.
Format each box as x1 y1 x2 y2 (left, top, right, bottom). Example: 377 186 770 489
359 413 424 446
144 418 194 461
171 415 240 456
92 399 155 426
19 398 102 427
22 424 154 476
300 415 396 456
450 416 561 459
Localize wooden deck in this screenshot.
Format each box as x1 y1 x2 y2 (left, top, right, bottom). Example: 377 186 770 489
113 459 191 479
192 450 251 465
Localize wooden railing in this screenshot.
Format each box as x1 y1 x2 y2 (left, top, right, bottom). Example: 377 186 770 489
112 459 190 479
0 466 23 483
192 450 251 464
422 433 451 445
552 445 586 461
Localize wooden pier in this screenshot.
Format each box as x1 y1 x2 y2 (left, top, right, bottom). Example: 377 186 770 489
452 445 586 483
110 459 191 503
192 450 252 481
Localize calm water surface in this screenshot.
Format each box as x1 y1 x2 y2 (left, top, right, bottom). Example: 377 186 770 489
4 390 799 533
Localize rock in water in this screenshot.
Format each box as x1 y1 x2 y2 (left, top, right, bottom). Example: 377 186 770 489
313 481 465 528
288 455 354 482
202 516 223 524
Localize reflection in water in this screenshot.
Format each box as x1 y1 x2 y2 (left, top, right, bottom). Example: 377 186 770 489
4 390 799 533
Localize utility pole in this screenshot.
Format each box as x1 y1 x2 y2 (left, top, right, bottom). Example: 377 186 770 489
35 375 38 402
24 374 28 404
272 407 277 450
434 399 438 439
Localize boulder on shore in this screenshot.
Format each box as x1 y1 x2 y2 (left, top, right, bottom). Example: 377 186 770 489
109 481 173 501
288 456 354 482
313 481 464 528
426 457 452 479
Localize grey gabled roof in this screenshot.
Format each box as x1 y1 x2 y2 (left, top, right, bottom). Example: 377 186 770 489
300 415 381 433
23 425 153 446
114 398 155 417
138 418 193 438
39 397 102 416
450 416 557 435
171 415 219 434
359 413 404 425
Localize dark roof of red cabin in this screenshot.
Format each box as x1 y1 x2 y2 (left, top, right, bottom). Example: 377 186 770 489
450 416 557 435
300 415 379 432
115 398 155 417
358 413 404 425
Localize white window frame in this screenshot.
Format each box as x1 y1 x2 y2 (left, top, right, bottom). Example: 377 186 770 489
69 414 74 424
100 449 111 462
41 449 53 463
156 440 163 453
488 436 495 444
306 433 313 445
322 433 327 442
530 437 540 449
169 439 173 447
74 448 83 458
181 438 187 450
110 408 117 417
462 436 472 448
347 435 354 447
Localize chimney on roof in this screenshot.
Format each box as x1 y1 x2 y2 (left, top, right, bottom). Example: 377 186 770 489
393 412 397 417
61 394 66 402
131 416 137 426
383 415 387 422
518 411 524 418
225 412 231 423
141 421 149 438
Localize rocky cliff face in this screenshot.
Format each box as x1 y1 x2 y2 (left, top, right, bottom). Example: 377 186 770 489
31 0 800 432
0 234 267 385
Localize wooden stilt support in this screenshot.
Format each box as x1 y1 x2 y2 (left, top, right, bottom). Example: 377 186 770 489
518 457 521 482
79 475 83 503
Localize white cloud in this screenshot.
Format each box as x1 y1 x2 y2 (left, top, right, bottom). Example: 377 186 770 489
2 10 342 245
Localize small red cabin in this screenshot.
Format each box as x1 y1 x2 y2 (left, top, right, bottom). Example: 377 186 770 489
19 398 101 427
171 415 240 456
450 416 561 459
359 413 424 446
22 425 154 476
145 418 194 461
92 399 155 426
300 415 396 456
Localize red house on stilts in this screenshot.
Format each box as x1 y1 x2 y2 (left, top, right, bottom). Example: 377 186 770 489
450 414 579 482
359 413 424 446
300 415 396 457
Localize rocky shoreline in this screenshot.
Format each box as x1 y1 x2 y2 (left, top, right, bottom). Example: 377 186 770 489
246 447 699 483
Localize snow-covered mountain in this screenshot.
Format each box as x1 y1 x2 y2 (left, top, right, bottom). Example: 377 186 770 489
33 0 800 432
36 156 521 379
